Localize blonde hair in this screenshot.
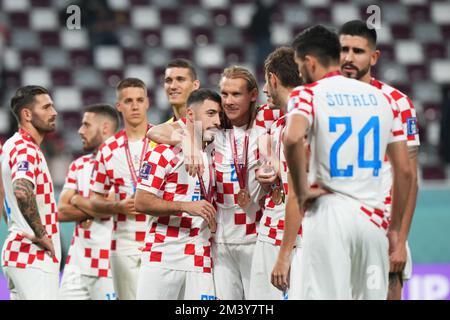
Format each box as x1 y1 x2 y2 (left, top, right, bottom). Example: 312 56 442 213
220 66 259 128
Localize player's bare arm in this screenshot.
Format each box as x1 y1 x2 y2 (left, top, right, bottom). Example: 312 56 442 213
386 140 412 271
57 188 92 222
13 178 55 257
90 191 137 217
271 174 303 292
148 121 203 177
389 146 419 273
147 121 183 145
284 114 327 209
134 189 216 226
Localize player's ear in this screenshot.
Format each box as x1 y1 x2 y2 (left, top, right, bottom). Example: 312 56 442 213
371 49 380 66
21 107 32 123
193 79 200 90
186 107 195 121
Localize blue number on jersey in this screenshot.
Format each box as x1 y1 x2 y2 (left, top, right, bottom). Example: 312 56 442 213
230 164 238 182
358 116 381 176
329 117 353 177
329 116 381 177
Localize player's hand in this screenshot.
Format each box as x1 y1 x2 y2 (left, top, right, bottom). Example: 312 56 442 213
271 252 291 292
256 163 277 191
118 198 139 215
298 186 329 211
21 232 56 259
185 155 204 177
387 230 402 272
389 241 407 273
184 200 216 226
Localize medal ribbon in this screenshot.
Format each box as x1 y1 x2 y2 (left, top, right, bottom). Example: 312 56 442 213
229 129 249 191
197 163 214 203
124 129 150 190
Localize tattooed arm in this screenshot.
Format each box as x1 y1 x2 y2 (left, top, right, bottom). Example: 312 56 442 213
13 178 55 257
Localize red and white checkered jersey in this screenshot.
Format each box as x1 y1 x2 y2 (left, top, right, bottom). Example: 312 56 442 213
90 130 150 256
63 154 113 278
371 79 421 218
288 72 406 215
0 130 61 273
137 140 214 273
213 106 280 244
258 116 288 246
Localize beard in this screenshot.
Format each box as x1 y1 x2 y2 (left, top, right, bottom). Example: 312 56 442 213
83 130 103 152
341 62 370 80
31 114 56 133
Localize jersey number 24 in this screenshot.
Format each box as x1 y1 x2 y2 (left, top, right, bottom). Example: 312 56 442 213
329 116 381 177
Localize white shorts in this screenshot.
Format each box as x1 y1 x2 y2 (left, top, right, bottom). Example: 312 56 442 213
59 265 116 300
136 265 215 300
3 266 59 300
110 254 141 300
403 242 412 280
248 241 285 300
296 194 389 300
288 247 302 300
213 242 255 300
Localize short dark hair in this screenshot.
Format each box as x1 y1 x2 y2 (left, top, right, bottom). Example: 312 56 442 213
116 78 147 97
85 103 120 132
264 46 303 88
166 58 197 80
339 20 377 48
10 85 50 122
292 25 341 67
187 88 221 108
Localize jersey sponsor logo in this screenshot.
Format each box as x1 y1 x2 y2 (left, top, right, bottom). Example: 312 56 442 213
17 161 29 171
139 162 152 180
407 117 418 135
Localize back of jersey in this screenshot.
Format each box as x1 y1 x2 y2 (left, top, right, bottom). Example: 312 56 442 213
289 74 405 210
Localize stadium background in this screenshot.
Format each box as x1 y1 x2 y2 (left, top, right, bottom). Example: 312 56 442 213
0 0 449 300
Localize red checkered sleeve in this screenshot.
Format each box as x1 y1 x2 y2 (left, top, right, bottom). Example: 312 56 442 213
90 149 112 195
10 142 39 185
62 160 78 191
392 94 420 147
287 85 315 125
137 145 173 197
384 94 407 144
255 104 282 132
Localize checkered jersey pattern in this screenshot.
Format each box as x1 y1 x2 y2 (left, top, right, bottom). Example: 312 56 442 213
371 79 421 219
213 106 279 244
90 130 149 256
288 73 406 215
137 144 213 273
63 154 113 278
258 116 289 246
1 131 61 273
255 104 283 133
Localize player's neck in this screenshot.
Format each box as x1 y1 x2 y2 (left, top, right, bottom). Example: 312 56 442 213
19 124 45 146
124 121 148 141
231 111 251 128
359 72 372 84
280 87 293 113
172 104 186 121
317 65 340 81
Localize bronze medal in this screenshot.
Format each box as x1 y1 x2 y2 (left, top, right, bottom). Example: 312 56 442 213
271 186 284 205
237 189 251 208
